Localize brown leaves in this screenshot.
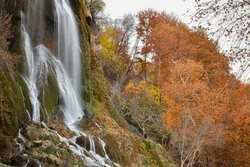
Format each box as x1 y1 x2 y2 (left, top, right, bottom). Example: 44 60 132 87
0 12 13 49
0 12 20 68
192 0 249 79
131 7 249 167
161 59 236 166
138 11 230 87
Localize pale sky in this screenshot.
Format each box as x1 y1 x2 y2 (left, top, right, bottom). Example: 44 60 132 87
103 0 194 24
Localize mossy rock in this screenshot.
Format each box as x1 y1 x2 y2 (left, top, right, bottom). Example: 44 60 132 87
38 74 59 122
0 66 18 136
0 135 15 161
14 74 33 120
81 112 178 167
9 72 31 125
41 146 57 156
137 154 151 167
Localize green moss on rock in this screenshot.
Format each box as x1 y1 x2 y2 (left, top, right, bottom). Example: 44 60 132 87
38 74 59 122
0 66 18 136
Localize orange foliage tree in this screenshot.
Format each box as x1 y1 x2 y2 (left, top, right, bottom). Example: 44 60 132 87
163 59 227 166
136 10 231 88
148 23 190 85
134 9 249 167
214 83 250 167
136 9 178 80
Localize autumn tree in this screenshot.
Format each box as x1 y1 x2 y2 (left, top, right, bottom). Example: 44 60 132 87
122 81 169 144
95 9 248 167
96 14 139 116
151 25 231 87
97 26 127 83
213 83 250 167
193 0 250 80
113 14 136 57
163 59 226 167
97 14 136 84
136 10 231 87
182 28 232 88
136 10 178 80
148 23 190 85
86 0 106 31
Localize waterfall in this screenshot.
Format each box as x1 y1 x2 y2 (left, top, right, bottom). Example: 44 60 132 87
54 0 83 125
21 15 40 121
22 0 84 123
54 0 82 95
21 0 120 166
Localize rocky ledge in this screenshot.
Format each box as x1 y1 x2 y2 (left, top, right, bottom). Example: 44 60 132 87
0 114 176 167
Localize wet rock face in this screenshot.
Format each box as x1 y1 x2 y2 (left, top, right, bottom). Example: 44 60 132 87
0 115 177 167
76 135 90 150
0 163 15 167
0 0 95 138
22 122 59 142
0 135 16 164
76 135 105 157
0 122 74 166
0 121 123 167
0 0 101 138
51 105 65 122
81 113 178 167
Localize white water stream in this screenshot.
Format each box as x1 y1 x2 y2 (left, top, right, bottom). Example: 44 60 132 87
20 0 120 166
54 0 82 95
21 15 40 121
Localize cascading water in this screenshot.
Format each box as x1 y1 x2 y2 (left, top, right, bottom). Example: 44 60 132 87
21 0 120 166
54 0 84 124
21 16 41 121
54 0 82 94
22 0 83 124
33 44 83 125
